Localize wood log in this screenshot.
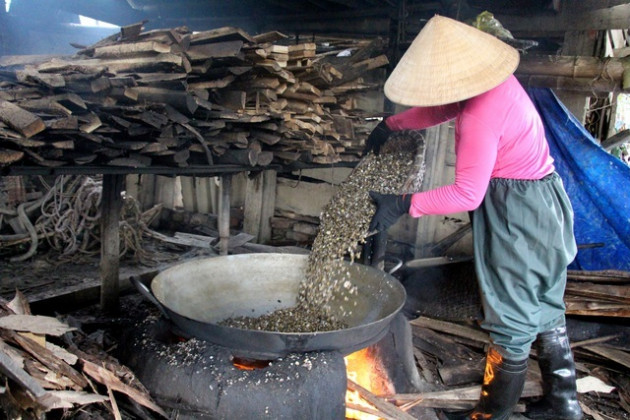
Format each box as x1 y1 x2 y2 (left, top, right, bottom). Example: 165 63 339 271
215 149 258 166
125 86 198 115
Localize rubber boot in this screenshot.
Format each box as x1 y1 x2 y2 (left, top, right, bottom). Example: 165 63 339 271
526 326 583 420
444 345 528 420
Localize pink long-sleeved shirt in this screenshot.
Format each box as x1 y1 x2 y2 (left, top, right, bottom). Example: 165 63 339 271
385 75 555 217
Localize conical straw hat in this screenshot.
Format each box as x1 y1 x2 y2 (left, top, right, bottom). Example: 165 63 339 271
384 15 519 107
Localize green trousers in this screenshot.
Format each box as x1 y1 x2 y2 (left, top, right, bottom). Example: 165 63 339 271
472 173 577 360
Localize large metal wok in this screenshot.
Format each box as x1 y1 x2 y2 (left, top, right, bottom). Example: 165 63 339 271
133 253 406 359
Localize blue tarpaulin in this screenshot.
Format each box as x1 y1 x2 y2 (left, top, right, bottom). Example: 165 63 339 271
528 88 630 271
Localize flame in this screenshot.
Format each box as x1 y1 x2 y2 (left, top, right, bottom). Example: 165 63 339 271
345 347 395 419
232 357 271 370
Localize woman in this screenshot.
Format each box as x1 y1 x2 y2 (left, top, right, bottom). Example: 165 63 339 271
367 15 582 420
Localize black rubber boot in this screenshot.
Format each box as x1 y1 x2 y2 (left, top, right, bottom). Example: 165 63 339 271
526 325 583 420
444 345 528 420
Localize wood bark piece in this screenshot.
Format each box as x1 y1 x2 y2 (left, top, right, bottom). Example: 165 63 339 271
82 359 167 417
0 329 87 389
0 148 24 165
0 100 45 138
0 315 76 336
0 348 67 410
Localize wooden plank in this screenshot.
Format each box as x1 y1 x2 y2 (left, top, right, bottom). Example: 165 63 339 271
409 316 490 344
189 27 253 44
185 40 244 61
92 41 171 58
584 344 630 370
347 379 417 420
0 100 46 138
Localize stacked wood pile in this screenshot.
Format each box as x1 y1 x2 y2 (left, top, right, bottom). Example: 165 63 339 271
0 291 167 419
270 209 320 245
0 21 389 169
565 269 630 317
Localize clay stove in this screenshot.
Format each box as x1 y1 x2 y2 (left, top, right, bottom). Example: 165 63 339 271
117 304 430 420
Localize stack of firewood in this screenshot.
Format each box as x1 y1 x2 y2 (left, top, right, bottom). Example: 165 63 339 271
0 22 389 169
271 209 320 245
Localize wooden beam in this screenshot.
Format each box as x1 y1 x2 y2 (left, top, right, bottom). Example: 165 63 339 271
601 129 630 150
515 54 630 93
497 3 630 31
517 55 628 80
516 74 624 94
569 0 630 12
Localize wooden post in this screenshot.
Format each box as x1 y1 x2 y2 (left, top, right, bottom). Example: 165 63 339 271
137 174 156 211
243 170 277 244
218 174 232 255
180 176 197 212
243 172 264 242
100 173 124 314
259 170 277 244
414 123 451 258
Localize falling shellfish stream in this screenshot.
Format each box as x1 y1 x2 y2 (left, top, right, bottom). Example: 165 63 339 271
220 130 425 332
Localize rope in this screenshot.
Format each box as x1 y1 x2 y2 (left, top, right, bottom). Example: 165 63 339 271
1 175 165 265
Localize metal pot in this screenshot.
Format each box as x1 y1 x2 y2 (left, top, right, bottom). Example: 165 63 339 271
132 253 406 359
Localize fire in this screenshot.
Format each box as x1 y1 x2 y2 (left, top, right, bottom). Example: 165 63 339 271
232 357 271 370
345 347 395 419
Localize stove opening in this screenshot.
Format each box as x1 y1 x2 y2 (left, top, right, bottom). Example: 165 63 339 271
232 356 272 370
